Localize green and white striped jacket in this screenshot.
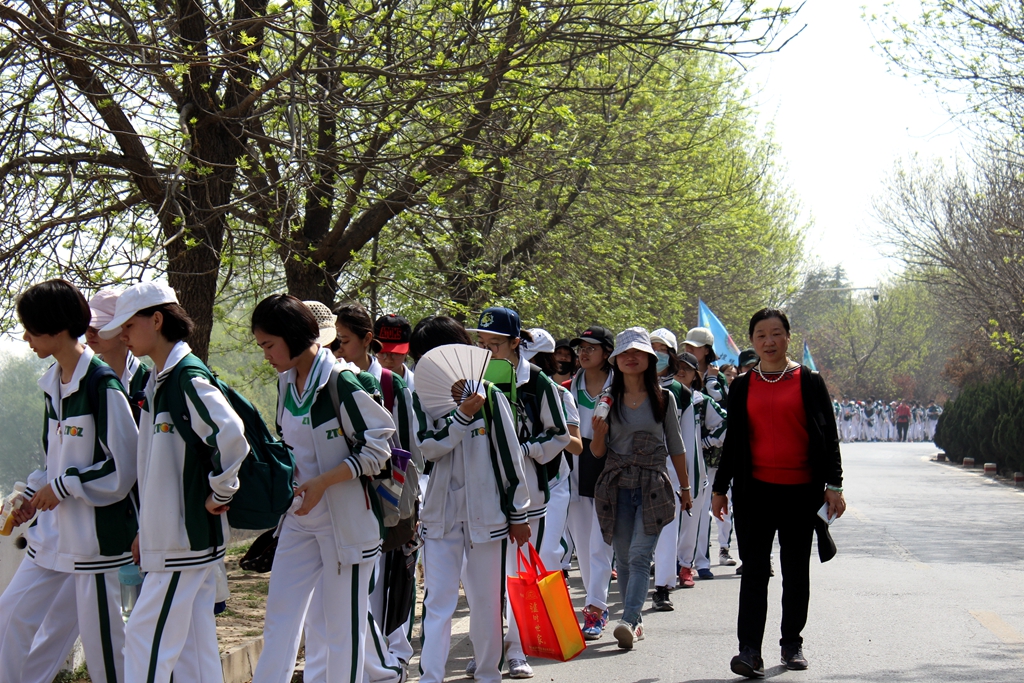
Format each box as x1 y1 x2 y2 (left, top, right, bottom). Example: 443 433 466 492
26 347 139 573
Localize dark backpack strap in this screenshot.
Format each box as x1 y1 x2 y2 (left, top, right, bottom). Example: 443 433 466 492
85 364 119 416
327 363 343 426
163 357 211 450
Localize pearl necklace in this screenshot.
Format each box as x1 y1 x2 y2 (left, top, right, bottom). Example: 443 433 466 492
755 361 795 384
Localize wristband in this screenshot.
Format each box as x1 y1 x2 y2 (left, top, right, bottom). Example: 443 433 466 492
712 491 728 497
826 484 844 493
679 486 691 491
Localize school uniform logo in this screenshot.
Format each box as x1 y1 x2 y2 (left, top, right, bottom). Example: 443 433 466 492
63 425 85 437
154 422 176 434
326 428 342 439
302 416 310 425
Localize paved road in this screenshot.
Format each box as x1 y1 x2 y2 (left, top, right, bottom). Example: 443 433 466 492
425 442 1024 682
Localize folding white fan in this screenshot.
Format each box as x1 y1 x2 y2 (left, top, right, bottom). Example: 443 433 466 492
415 344 492 421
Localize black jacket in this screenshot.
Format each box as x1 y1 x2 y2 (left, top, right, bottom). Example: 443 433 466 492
712 366 843 497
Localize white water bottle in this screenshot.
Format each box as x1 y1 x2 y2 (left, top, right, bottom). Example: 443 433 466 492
119 564 144 622
594 395 613 421
0 482 27 536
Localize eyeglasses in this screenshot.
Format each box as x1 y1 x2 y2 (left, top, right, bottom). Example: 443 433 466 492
578 345 603 355
477 339 510 353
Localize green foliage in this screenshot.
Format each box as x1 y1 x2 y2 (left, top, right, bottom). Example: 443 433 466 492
0 351 47 492
935 378 1024 474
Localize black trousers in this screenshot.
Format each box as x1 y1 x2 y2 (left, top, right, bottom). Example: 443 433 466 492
897 421 909 441
733 479 819 653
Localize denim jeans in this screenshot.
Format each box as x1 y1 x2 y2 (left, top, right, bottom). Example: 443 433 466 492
612 487 661 626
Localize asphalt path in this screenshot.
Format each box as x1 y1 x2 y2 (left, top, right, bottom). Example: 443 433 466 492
428 442 1024 681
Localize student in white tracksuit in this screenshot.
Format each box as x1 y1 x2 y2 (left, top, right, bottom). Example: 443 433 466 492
304 301 421 683
470 310 570 680
409 316 532 683
97 283 248 683
0 280 138 683
562 325 616 640
249 295 395 683
673 355 726 583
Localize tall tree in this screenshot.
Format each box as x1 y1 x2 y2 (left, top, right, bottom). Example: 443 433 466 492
0 0 800 360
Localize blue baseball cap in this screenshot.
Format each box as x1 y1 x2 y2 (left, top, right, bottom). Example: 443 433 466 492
467 306 521 338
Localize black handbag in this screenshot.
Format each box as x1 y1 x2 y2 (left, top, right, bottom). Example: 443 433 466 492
238 528 278 573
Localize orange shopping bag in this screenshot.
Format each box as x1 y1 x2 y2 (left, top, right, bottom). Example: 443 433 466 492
507 542 586 662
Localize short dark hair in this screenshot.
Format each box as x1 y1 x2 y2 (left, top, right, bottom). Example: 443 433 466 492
409 315 473 361
334 302 382 353
136 303 194 342
532 351 556 376
17 279 91 337
251 294 319 359
748 307 790 339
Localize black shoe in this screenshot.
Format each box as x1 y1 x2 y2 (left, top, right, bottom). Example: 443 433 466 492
652 585 674 611
735 564 743 575
782 646 808 670
730 647 765 679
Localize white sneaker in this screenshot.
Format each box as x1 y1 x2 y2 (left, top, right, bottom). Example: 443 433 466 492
508 658 534 679
719 548 737 566
613 619 635 649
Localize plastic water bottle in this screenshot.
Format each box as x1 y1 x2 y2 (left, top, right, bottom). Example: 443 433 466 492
594 395 613 421
0 482 27 536
119 564 143 622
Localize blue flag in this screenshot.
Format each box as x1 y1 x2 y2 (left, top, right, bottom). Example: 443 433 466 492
802 342 818 372
697 299 741 366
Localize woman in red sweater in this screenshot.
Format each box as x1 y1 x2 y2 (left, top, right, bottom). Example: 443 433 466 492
711 309 846 679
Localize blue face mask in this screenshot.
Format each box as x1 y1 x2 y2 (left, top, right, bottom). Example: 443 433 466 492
656 351 670 373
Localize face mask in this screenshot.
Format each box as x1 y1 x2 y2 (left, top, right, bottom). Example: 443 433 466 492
656 352 670 373
557 360 574 375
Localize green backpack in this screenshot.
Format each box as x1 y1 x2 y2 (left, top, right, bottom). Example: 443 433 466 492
164 356 296 530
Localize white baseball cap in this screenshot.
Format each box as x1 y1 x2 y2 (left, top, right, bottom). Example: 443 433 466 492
89 289 122 330
303 300 338 346
682 327 715 348
521 328 555 361
609 327 656 360
99 282 178 339
649 327 678 353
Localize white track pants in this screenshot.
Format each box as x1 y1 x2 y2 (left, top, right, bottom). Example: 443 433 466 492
706 467 733 550
20 574 79 683
678 476 712 571
252 512 373 683
302 557 405 683
0 560 125 683
419 523 504 683
124 565 219 683
654 462 682 588
563 497 614 611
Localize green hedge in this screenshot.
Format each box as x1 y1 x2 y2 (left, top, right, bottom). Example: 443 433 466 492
935 378 1024 474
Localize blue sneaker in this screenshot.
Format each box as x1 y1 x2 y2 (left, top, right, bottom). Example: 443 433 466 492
697 568 715 580
581 608 608 640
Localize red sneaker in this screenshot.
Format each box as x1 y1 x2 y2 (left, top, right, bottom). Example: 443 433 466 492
679 566 695 588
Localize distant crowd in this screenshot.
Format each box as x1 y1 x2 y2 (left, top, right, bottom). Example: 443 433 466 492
834 399 942 443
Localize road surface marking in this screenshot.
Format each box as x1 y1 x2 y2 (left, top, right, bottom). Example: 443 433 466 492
970 610 1024 662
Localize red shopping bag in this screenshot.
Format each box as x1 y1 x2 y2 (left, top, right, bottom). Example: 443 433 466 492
507 542 586 662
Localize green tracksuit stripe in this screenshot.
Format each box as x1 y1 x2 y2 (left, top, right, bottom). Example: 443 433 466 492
147 572 181 683
95 574 118 683
350 563 361 683
488 387 521 517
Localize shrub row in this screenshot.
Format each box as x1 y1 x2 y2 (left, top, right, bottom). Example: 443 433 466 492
935 378 1024 474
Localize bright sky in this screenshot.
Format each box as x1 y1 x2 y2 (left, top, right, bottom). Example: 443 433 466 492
747 0 971 288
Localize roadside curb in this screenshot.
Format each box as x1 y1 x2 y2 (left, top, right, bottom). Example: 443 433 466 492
931 454 1024 492
222 635 263 683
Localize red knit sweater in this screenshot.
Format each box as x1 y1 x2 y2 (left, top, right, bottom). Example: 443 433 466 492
748 366 812 485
